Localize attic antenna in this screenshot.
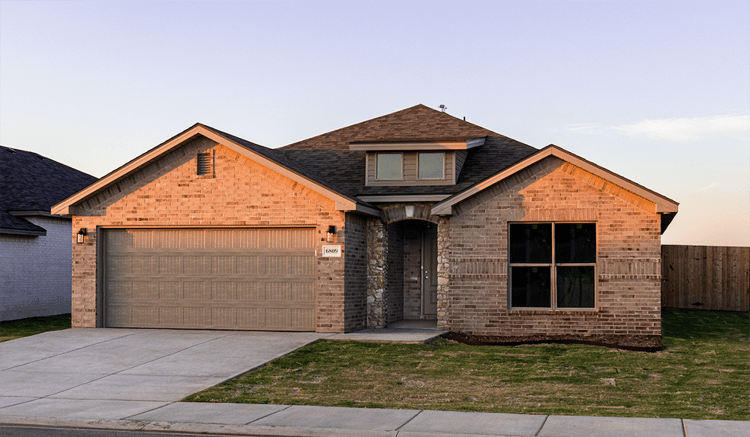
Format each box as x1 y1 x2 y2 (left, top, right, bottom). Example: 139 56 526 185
439 104 447 113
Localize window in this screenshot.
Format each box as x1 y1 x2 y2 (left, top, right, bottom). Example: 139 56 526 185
376 153 402 180
418 152 444 179
509 223 596 309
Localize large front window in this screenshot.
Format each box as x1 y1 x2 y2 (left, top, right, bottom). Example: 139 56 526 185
509 222 596 309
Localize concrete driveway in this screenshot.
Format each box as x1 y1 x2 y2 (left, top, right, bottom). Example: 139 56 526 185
0 328 325 418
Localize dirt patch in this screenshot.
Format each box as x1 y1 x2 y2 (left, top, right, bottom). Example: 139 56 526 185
442 332 664 352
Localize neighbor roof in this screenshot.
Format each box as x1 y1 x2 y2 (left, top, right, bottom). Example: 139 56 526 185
0 146 97 235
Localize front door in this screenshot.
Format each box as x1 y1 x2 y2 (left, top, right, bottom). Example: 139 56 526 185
421 226 438 316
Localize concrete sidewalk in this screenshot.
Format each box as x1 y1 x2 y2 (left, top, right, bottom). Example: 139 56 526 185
1 401 748 437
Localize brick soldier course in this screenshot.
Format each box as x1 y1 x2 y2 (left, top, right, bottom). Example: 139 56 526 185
53 104 678 348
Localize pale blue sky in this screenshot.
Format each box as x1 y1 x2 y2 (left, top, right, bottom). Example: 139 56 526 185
1 0 748 246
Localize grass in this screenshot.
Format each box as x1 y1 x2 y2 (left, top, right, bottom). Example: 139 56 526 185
184 308 750 420
0 314 71 343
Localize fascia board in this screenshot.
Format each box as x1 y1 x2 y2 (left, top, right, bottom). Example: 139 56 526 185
357 195 451 203
349 142 468 151
432 145 679 216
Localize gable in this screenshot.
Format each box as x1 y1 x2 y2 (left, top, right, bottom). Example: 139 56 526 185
433 145 678 216
73 140 344 226
53 125 379 217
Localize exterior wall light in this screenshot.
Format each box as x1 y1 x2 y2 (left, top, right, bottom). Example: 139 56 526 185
76 228 88 244
327 225 337 243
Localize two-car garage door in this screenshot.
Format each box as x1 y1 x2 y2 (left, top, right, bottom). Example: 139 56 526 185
103 228 316 331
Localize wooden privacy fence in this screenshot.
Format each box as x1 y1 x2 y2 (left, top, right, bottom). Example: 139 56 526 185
661 245 750 312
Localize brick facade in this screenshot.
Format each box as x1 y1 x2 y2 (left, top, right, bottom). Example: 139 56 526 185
70 136 352 331
443 156 662 343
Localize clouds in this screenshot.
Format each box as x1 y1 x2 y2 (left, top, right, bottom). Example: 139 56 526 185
567 113 750 142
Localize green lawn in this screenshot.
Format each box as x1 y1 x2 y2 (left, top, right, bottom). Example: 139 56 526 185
0 314 71 343
184 308 750 420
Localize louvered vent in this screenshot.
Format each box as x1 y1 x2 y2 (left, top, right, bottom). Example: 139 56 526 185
197 152 212 176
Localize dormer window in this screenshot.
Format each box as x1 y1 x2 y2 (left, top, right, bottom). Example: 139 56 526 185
376 153 402 180
418 152 444 179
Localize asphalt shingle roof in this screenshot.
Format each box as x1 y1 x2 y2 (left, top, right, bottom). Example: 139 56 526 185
0 146 97 234
282 104 505 150
273 105 538 198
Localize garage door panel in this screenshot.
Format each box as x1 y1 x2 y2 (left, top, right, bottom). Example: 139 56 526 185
132 305 158 325
183 307 207 326
159 306 181 325
104 228 315 331
183 256 209 274
236 282 262 301
184 282 209 300
212 282 236 300
159 282 182 300
158 256 182 275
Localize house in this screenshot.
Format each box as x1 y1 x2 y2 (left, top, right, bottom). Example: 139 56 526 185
52 105 678 348
1 146 97 321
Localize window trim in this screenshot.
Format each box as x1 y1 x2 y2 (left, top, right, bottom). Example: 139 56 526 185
376 152 403 180
417 152 445 180
508 221 597 311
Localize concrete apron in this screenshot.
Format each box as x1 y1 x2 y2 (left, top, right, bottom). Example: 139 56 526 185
0 326 443 422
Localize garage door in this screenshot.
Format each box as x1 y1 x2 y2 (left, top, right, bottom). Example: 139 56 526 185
103 228 316 331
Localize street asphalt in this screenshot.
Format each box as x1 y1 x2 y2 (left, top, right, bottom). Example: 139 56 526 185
1 328 748 437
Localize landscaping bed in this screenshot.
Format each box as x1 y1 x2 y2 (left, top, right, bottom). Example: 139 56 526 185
184 308 750 421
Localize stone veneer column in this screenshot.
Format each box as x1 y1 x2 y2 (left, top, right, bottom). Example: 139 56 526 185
366 218 388 328
436 216 450 330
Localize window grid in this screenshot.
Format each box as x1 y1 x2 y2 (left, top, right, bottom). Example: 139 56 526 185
508 222 596 310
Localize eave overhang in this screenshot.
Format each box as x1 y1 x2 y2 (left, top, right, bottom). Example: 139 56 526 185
431 145 679 227
52 124 380 218
0 227 46 237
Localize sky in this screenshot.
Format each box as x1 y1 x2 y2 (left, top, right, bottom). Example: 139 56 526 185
1 0 748 247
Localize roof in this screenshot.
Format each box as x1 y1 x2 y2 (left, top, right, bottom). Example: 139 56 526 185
280 136 538 198
52 104 678 231
282 104 503 150
1 146 97 235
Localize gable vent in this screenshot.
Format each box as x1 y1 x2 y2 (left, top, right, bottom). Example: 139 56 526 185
197 152 213 176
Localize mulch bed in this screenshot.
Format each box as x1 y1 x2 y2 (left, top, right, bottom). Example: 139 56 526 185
443 332 664 352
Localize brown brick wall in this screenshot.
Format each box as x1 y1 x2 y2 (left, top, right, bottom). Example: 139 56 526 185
70 136 352 332
445 156 662 340
343 213 367 332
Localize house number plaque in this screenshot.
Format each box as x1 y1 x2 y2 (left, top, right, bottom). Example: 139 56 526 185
322 245 342 257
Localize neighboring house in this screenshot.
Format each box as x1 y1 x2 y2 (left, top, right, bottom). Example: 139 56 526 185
1 146 97 321
53 104 678 348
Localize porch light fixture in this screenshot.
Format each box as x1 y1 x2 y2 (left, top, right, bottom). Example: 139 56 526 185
327 225 337 243
76 228 88 244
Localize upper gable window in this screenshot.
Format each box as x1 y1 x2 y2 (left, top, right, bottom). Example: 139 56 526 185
376 153 402 180
418 152 444 179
